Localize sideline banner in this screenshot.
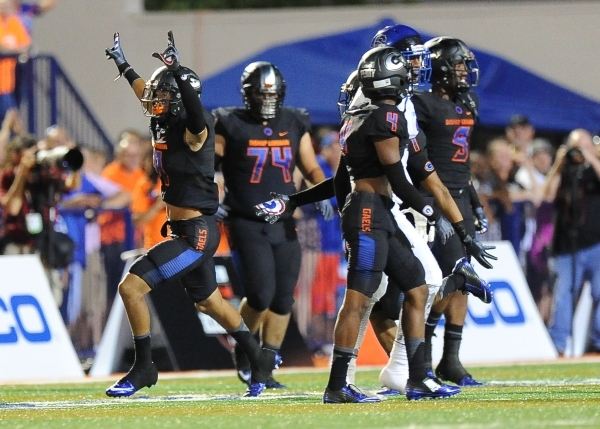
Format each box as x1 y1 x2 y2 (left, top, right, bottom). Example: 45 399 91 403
0 255 84 381
431 241 558 364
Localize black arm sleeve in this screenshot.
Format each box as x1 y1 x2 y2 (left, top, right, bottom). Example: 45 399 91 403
333 155 351 209
117 62 141 86
173 70 206 135
468 183 483 209
383 160 439 221
289 178 334 207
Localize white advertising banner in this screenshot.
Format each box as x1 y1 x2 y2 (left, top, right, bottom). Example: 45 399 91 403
0 255 84 381
431 241 558 364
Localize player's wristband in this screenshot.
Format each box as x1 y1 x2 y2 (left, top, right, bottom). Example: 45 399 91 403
452 220 470 242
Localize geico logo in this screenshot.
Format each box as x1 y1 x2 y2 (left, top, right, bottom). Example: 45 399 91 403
467 281 525 326
0 295 51 343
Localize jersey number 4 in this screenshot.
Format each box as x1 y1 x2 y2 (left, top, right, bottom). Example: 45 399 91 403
451 126 471 163
248 147 293 183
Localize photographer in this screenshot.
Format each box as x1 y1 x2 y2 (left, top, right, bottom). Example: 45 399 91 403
544 129 600 356
0 133 81 306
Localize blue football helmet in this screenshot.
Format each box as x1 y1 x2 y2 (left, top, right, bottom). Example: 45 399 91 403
371 24 432 87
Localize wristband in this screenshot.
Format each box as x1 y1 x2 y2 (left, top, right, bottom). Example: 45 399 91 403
451 220 470 241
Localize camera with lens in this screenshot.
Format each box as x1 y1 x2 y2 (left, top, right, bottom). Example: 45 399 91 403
36 146 84 172
565 147 585 165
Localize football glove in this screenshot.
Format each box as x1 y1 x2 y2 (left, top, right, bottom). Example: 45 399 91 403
152 30 180 71
254 192 295 224
462 235 497 269
315 199 335 221
105 32 127 67
473 207 489 234
428 215 455 245
215 204 229 222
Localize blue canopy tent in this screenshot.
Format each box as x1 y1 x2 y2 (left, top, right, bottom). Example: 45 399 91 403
202 19 600 132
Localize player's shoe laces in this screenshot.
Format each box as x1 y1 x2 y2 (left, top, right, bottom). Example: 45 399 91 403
232 343 251 386
323 384 381 404
435 361 484 387
454 257 493 304
405 376 461 400
105 363 158 397
243 349 282 397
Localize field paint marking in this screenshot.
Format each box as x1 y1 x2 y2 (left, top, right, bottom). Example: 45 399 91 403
486 378 600 387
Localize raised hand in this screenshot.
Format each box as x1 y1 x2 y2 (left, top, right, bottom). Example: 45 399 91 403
254 192 295 224
152 30 180 71
462 236 497 269
473 207 489 234
105 32 127 67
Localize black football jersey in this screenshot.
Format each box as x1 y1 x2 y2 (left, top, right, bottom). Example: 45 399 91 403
214 107 311 220
411 90 478 191
406 133 435 184
149 109 219 215
341 102 409 181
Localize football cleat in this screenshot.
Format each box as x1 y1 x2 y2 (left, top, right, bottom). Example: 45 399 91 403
232 343 251 386
265 375 286 389
436 363 483 387
376 388 402 396
405 376 461 400
323 384 381 404
243 382 266 397
454 257 493 304
105 363 158 397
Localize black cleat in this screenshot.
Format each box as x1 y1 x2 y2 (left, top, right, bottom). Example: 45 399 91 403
232 343 251 386
265 375 286 389
454 257 493 304
106 363 158 397
405 376 461 400
436 361 484 387
323 384 381 403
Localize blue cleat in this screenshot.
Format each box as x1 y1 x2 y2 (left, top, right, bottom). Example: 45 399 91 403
405 376 461 400
243 382 266 397
323 384 381 404
376 388 402 396
105 363 158 397
457 375 484 387
454 257 493 304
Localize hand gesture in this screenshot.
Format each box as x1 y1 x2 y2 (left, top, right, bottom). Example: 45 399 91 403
473 207 489 234
152 30 180 71
462 235 497 269
105 32 127 67
254 192 294 224
315 199 335 221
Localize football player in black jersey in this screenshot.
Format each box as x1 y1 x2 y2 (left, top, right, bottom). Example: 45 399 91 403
412 36 492 386
213 61 332 390
103 31 280 398
320 46 471 403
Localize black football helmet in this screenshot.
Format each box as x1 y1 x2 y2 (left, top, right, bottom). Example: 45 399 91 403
141 66 202 118
426 37 479 94
240 61 286 120
337 70 359 117
357 46 411 101
370 24 431 87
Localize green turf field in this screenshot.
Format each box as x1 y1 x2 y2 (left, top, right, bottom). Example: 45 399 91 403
1 361 599 429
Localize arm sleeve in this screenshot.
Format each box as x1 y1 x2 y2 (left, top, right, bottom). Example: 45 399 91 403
406 138 435 184
173 70 206 135
289 178 335 207
333 155 352 209
383 160 439 221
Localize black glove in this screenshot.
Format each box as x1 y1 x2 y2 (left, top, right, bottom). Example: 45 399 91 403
152 30 180 71
254 192 296 224
473 207 489 234
315 199 335 221
462 235 497 269
428 215 455 245
105 32 127 67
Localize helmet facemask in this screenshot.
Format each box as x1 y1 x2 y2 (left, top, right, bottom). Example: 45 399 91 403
401 44 432 87
141 67 183 118
444 55 479 93
337 70 359 117
241 62 286 121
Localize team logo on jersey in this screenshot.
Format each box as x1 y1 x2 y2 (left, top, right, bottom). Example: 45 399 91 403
264 127 273 136
455 106 463 114
424 161 434 171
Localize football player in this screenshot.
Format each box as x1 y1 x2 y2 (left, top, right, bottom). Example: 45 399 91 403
103 31 280 398
213 61 333 392
412 36 490 386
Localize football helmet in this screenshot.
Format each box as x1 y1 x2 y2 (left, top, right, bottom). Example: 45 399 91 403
371 24 431 87
337 69 359 117
426 37 479 94
240 61 286 120
357 46 411 101
141 66 202 118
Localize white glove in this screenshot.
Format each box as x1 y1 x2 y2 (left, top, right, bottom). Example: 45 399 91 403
404 208 434 243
